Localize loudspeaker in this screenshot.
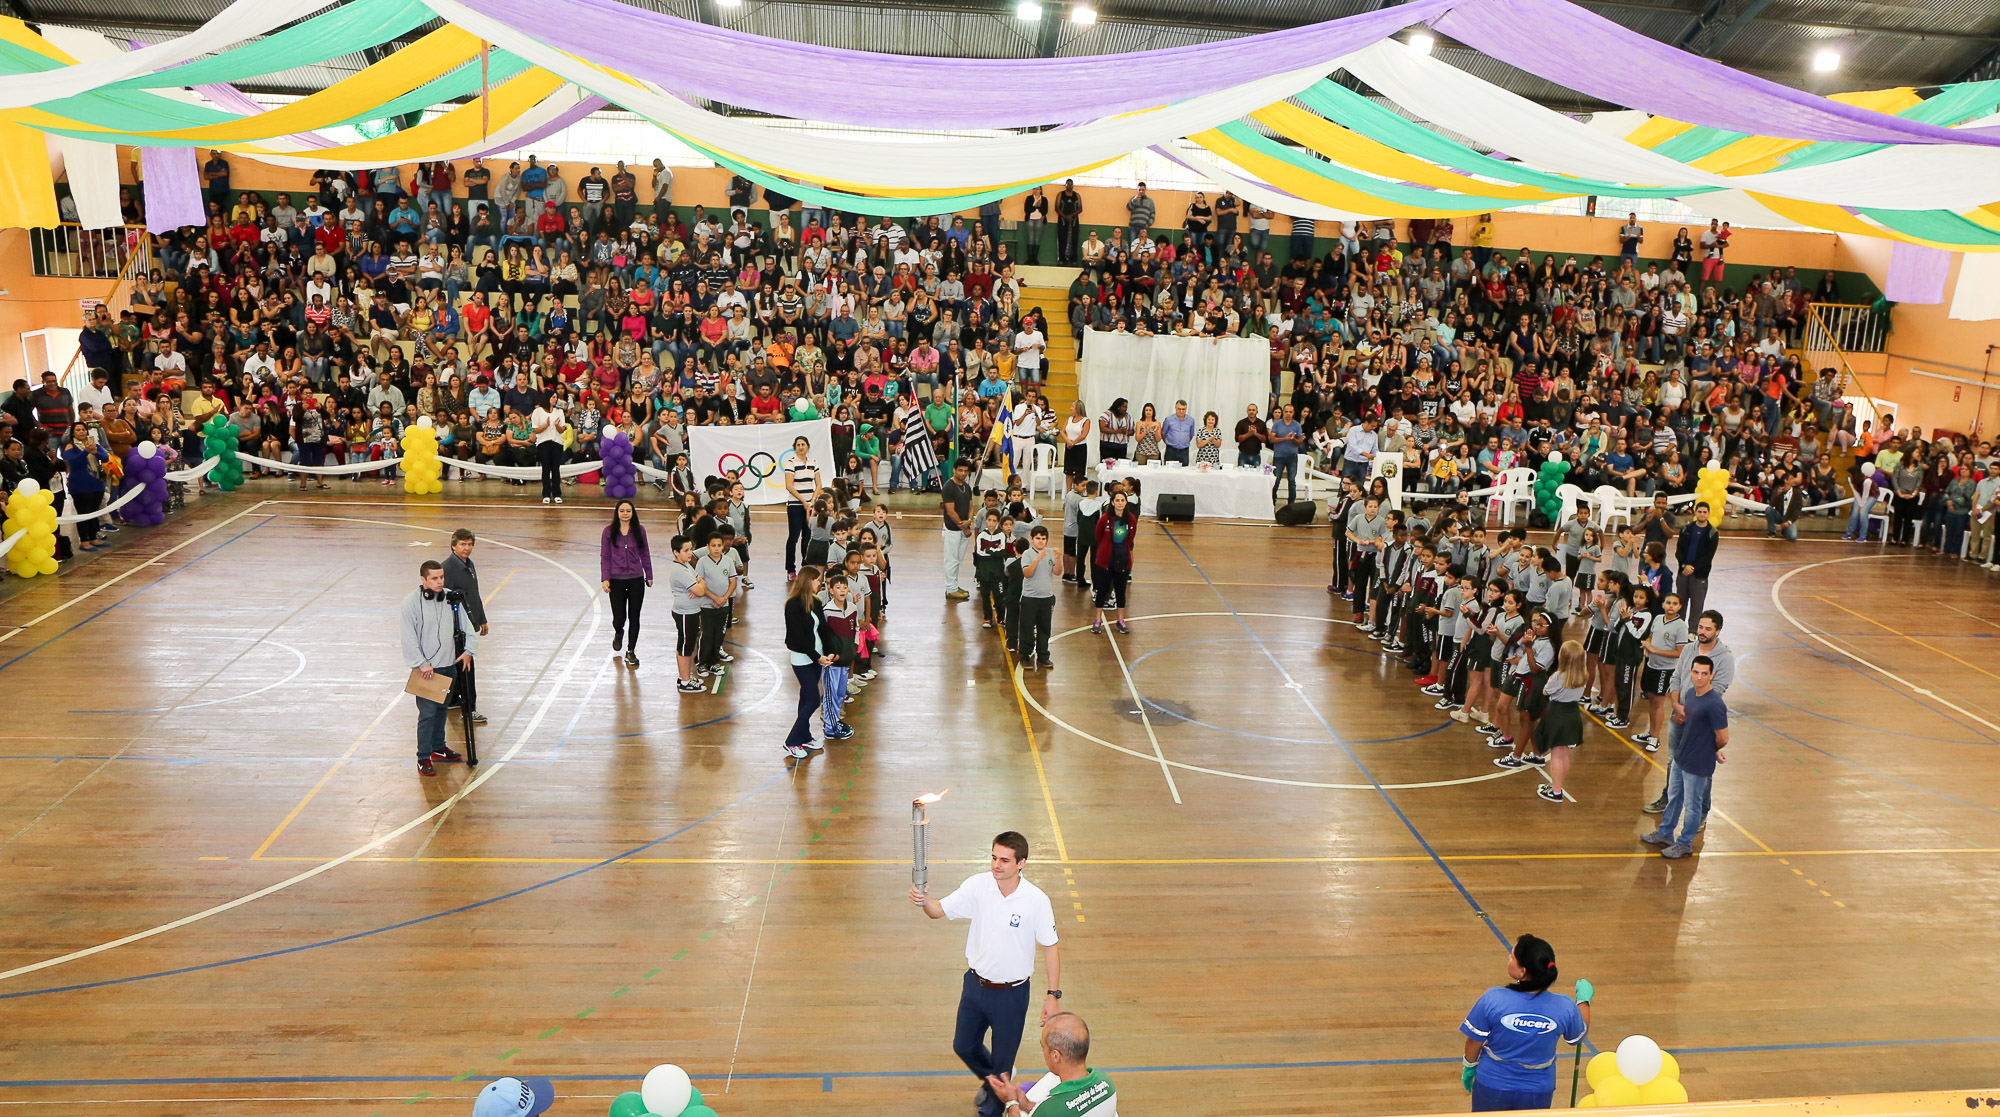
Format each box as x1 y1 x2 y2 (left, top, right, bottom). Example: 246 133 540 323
1157 493 1196 522
1275 500 1318 527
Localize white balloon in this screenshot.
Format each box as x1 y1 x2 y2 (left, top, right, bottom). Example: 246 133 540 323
1616 1034 1665 1086
416 415 436 429
641 1064 691 1117
1706 458 1723 470
15 478 40 497
1547 450 1564 464
137 441 158 459
1860 461 1877 477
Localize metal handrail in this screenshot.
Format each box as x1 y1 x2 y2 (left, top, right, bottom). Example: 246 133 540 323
55 231 153 397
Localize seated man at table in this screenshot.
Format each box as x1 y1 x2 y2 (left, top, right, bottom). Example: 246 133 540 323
1233 404 1269 467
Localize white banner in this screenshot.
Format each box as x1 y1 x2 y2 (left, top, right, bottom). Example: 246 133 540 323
1079 330 1271 459
686 419 833 506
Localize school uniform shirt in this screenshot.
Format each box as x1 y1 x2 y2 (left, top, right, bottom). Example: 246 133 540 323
1644 616 1688 669
1542 577 1574 620
1460 986 1587 1091
1020 545 1057 597
938 871 1059 984
669 561 705 615
974 529 1009 578
694 552 735 610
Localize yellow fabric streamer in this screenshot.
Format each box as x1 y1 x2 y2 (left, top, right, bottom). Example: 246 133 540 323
1693 88 1920 175
23 25 483 143
0 15 74 62
1742 193 1996 251
1192 127 1499 217
224 67 566 162
0 114 58 228
1251 101 1564 202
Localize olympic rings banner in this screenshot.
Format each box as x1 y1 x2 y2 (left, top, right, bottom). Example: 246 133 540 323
686 419 834 507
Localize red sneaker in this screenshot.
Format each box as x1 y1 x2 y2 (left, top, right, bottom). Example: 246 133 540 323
418 757 436 776
1414 674 1438 687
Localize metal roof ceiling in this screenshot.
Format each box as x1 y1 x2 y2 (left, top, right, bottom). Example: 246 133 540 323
17 0 2000 109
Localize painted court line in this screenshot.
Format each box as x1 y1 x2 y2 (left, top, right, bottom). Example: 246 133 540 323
1100 624 1182 804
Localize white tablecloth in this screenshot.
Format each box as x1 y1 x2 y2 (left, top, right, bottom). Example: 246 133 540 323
1096 463 1276 521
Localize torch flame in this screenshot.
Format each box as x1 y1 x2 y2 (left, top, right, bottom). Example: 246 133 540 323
915 788 950 806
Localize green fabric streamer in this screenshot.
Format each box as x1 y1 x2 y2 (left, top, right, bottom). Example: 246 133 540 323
1214 120 1533 211
695 141 1023 217
1649 80 2000 170
1856 207 2000 247
107 0 435 91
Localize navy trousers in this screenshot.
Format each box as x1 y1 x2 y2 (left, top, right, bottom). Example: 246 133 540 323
952 970 1029 1114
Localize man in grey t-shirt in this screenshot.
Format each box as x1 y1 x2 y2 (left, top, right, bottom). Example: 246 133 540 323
1015 526 1058 670
942 458 975 600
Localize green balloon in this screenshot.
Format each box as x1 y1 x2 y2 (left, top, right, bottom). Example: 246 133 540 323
608 1091 649 1117
681 1107 719 1117
684 1086 704 1110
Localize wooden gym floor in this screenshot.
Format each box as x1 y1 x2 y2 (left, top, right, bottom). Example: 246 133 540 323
3 492 1999 1117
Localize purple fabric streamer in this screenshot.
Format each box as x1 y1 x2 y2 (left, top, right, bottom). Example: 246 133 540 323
470 95 607 158
1886 243 1953 305
196 83 338 148
140 146 204 233
1434 0 2000 146
450 0 1449 128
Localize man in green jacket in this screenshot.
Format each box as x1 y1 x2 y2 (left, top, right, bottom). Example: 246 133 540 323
986 1013 1117 1117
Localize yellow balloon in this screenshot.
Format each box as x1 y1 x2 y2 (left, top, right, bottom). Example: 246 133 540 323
1578 1096 1599 1108
1637 1078 1688 1105
35 557 57 575
1656 1051 1679 1082
1595 1075 1641 1107
1586 1052 1620 1089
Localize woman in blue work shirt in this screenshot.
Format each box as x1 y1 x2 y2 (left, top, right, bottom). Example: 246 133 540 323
1460 934 1592 1111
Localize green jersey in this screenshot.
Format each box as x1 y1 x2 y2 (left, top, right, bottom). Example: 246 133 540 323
1036 1069 1117 1116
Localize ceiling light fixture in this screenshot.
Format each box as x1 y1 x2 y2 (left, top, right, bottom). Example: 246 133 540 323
1070 4 1097 24
1812 48 1840 72
1016 1 1043 19
1408 31 1436 55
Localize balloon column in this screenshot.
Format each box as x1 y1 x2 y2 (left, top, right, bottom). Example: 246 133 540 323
600 430 639 501
1580 1036 1687 1107
1534 451 1571 524
400 416 443 494
122 442 170 526
3 478 60 578
607 1063 719 1117
200 414 245 491
1693 460 1730 526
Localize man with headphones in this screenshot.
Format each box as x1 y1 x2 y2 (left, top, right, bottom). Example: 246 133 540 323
402 559 480 776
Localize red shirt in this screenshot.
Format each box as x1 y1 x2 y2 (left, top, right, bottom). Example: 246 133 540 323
537 210 565 238
315 225 345 255
750 394 783 420
462 303 491 336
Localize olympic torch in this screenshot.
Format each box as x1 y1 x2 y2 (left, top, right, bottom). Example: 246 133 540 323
912 789 949 894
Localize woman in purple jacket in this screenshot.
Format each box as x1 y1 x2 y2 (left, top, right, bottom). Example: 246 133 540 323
602 499 655 668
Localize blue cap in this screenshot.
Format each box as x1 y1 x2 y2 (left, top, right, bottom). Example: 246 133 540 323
472 1076 554 1117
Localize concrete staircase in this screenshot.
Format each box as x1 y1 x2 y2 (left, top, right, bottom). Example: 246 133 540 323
1018 265 1082 415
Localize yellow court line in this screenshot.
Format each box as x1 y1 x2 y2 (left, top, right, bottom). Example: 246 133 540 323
482 567 519 607
1589 706 1777 854
1002 641 1070 865
1815 594 2000 686
238 846 2000 866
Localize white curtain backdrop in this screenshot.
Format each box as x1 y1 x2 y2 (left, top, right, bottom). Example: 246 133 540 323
1948 252 2000 321
1079 330 1270 458
686 418 832 506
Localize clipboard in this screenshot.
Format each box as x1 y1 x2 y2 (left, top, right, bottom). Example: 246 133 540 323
405 667 453 703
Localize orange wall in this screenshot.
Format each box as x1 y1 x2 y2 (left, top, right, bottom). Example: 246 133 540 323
0 229 120 387
1834 234 2000 439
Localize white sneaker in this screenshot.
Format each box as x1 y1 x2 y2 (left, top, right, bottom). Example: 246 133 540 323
800 739 826 753
784 745 810 759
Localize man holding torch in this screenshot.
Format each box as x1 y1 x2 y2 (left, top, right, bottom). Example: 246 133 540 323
911 828 1062 1117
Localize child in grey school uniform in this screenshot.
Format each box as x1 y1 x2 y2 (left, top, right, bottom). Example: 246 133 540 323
1556 506 1590 578
727 481 753 589
1016 525 1058 668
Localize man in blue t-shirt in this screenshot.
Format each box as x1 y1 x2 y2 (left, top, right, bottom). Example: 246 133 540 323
1644 655 1729 858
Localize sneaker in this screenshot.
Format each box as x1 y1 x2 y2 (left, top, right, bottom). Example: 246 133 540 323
982 621 994 629
1642 795 1667 814
553 496 563 504
1115 620 1129 634
1091 618 1103 634
470 711 487 725
829 726 855 740
1415 675 1439 688
1354 621 1372 633
1486 734 1511 748
719 652 736 663
678 680 704 693
1493 755 1527 769
1421 684 1445 697
612 634 623 653
1521 752 1548 766
542 497 552 505
1038 657 1053 668
743 579 755 589
1432 697 1454 710
1631 732 1657 748
1604 716 1629 729
859 669 878 680
1639 831 1670 845
800 739 826 753
697 666 714 677
1477 723 1502 735
1660 844 1693 860
625 651 639 668
843 693 858 704
1536 785 1565 803
836 723 855 736
418 757 436 776
430 747 464 763
1496 736 1515 747
1466 707 1487 722
784 744 810 759
947 589 971 600
1449 708 1472 723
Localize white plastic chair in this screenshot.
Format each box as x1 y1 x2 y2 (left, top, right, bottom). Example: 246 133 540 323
1867 505 1893 544
1592 485 1633 530
1029 442 1061 500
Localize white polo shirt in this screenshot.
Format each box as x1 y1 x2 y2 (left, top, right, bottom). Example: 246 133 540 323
941 871 1058 984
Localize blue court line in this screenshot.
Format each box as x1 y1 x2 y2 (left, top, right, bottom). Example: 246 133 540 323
1157 526 1520 957
1736 709 2000 820
0 514 275 676
1771 638 2000 746
1125 636 1454 745
8 1035 1999 1091
1730 648 1997 747
0 772 785 1001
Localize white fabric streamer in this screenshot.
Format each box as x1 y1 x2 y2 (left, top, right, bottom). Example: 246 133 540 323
427 0 1354 191
1154 144 1382 222
1948 252 2000 321
227 85 596 172
54 483 146 523
1340 42 2000 211
238 452 408 475
0 529 24 559
165 456 221 482
0 0 328 109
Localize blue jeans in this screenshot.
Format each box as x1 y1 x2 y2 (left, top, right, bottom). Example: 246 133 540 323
954 970 1030 1115
1765 507 1797 540
1237 450 1262 468
1272 454 1298 504
1842 494 1876 540
1649 759 1712 848
415 665 458 759
1471 1081 1555 1111
1163 445 1189 466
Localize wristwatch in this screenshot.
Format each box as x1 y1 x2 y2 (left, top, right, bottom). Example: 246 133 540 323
1046 989 1062 999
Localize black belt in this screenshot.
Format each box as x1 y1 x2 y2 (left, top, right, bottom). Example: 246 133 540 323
970 970 1028 990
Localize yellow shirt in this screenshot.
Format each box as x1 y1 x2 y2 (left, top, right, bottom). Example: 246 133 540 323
1473 221 1496 249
